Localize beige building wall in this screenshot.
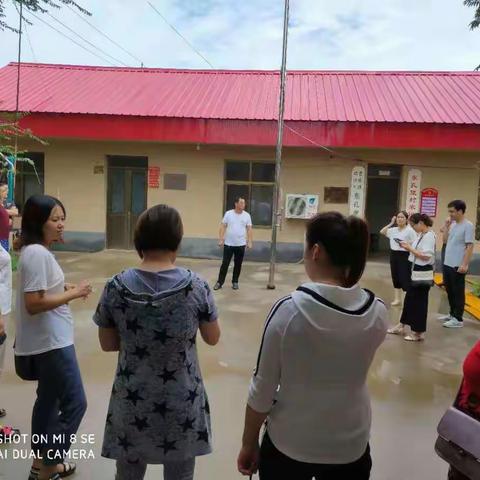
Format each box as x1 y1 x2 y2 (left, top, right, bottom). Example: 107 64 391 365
20 139 480 251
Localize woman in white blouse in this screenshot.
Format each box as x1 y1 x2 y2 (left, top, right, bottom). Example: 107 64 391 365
380 211 417 306
237 212 388 479
388 213 436 342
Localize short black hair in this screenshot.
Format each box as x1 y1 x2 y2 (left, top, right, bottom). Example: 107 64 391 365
20 195 66 247
306 211 369 288
448 200 466 214
134 204 183 258
409 212 433 227
234 197 245 204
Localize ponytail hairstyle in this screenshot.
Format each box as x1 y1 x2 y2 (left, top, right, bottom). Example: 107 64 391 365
409 212 433 228
305 211 369 288
14 195 66 250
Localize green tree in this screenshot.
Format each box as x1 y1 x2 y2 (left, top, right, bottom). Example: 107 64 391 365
465 0 480 29
0 0 89 31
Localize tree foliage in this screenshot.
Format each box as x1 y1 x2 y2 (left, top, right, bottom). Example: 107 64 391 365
0 113 47 181
0 0 89 31
465 0 480 29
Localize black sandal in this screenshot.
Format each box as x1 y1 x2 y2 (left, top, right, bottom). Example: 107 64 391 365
0 408 6 418
57 463 76 478
29 462 75 480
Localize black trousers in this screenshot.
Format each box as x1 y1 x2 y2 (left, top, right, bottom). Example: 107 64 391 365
390 250 410 291
443 265 466 322
400 263 432 334
217 245 246 285
259 432 372 480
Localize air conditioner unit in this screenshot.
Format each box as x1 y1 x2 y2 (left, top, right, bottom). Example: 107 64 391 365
285 194 319 219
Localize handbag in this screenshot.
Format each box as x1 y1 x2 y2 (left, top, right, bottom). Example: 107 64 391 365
411 233 434 287
435 404 480 479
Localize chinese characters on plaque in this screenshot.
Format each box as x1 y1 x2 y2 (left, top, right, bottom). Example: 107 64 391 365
405 169 422 215
420 188 438 217
349 166 366 217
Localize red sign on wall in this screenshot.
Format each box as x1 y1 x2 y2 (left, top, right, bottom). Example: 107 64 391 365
148 166 160 188
420 188 438 217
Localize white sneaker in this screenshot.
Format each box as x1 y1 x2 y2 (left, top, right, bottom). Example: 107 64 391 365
443 318 464 328
438 314 452 322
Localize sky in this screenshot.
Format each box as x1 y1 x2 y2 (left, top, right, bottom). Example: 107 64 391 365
0 0 480 71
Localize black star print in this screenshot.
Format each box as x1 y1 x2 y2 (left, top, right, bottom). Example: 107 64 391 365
153 401 172 419
106 412 113 425
157 439 177 455
115 299 129 314
188 333 196 348
194 375 201 384
125 388 145 406
158 367 177 384
186 362 193 374
130 416 149 432
198 309 210 322
118 435 133 452
178 350 187 362
186 387 199 404
126 318 143 334
180 417 195 433
132 346 150 360
118 365 134 381
154 329 173 345
202 400 211 415
197 429 209 443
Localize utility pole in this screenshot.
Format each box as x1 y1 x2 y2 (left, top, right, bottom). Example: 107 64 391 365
267 0 290 289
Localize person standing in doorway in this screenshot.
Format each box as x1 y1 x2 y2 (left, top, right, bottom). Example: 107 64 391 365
441 200 475 329
380 211 417 306
214 197 253 291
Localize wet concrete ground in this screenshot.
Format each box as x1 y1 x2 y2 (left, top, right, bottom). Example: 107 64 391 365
1 251 479 480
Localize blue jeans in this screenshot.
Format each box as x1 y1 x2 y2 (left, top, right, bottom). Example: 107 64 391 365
29 345 87 465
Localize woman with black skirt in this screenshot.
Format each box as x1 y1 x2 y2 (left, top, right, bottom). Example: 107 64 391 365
380 211 416 306
388 213 436 342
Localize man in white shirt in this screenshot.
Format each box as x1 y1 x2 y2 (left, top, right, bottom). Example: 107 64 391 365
441 200 475 329
214 197 253 290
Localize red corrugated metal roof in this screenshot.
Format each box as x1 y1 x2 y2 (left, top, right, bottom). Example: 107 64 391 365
1 62 480 124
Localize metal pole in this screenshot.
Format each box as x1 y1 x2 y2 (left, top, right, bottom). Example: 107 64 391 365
11 0 23 203
267 0 290 289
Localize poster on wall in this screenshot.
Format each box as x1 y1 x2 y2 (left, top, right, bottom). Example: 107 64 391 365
405 169 422 214
148 166 160 188
285 194 319 219
349 166 366 217
420 188 438 217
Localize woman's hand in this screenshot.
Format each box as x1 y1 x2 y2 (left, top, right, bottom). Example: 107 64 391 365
391 215 397 225
400 241 411 251
71 281 92 300
237 443 260 476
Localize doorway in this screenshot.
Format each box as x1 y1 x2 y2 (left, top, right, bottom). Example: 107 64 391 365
365 165 401 255
107 156 147 249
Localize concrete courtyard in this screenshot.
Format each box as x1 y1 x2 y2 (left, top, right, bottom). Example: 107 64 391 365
1 251 479 480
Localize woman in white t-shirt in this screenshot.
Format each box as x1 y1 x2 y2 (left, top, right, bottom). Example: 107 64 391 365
388 213 436 342
380 211 417 306
0 244 12 416
14 195 92 480
237 212 388 479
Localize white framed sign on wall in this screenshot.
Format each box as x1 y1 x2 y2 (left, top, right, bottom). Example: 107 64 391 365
349 166 366 217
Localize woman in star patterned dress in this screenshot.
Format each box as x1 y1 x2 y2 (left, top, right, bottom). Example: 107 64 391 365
94 204 220 480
